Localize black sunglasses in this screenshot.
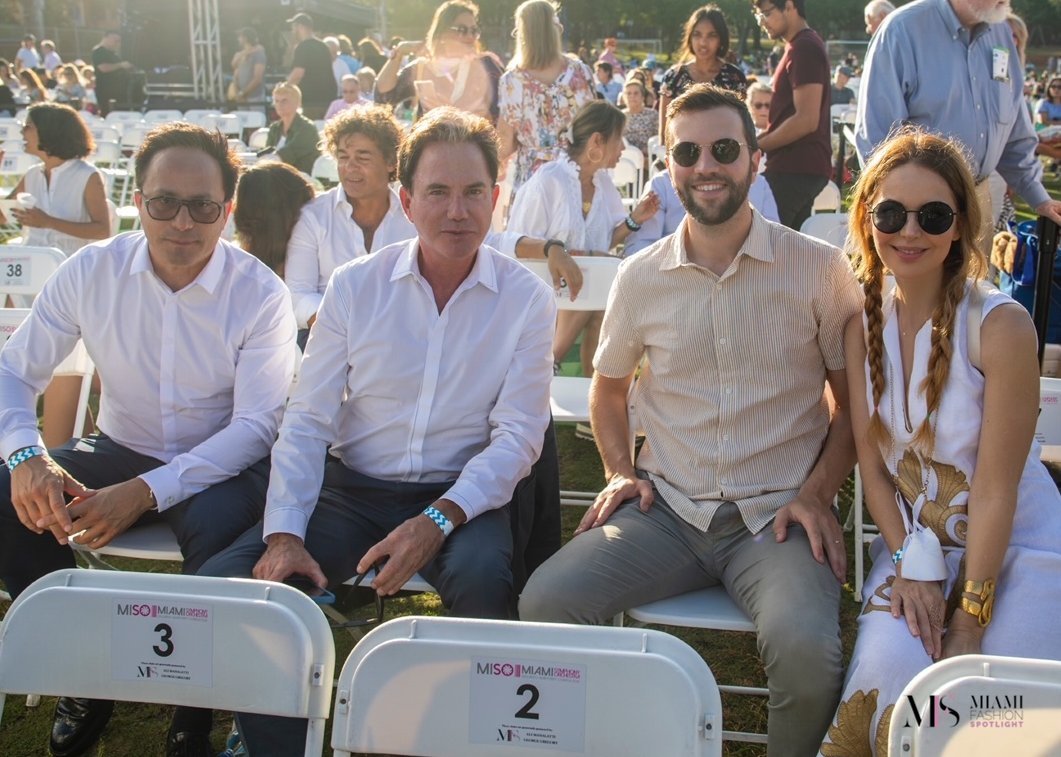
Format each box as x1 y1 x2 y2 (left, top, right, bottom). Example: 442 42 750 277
448 24 480 38
335 565 386 630
141 194 224 224
868 200 957 235
670 138 747 167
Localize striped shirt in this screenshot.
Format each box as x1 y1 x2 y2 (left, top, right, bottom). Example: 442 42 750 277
594 211 862 534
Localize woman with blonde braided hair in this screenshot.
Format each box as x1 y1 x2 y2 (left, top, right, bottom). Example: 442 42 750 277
820 128 1061 755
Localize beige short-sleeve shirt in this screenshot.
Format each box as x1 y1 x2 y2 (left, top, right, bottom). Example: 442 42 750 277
595 211 862 533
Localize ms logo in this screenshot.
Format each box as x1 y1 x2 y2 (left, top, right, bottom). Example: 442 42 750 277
903 694 960 728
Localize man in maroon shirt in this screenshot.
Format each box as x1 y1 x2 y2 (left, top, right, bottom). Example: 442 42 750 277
753 0 831 230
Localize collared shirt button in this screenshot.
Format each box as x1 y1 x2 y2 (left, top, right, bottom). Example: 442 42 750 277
722 434 729 441
719 337 727 345
725 387 733 395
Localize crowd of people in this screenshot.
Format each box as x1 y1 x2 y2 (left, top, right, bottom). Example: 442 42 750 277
2 1 1061 756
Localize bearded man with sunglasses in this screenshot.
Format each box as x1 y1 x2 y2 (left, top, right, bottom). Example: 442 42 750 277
520 84 862 755
0 122 296 757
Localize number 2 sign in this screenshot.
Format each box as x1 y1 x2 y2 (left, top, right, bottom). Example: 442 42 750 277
111 599 214 686
469 658 587 751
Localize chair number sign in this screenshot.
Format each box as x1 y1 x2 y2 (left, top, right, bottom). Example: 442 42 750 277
0 256 29 287
111 599 214 686
469 658 586 750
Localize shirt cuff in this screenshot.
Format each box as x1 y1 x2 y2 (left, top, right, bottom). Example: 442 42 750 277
2 429 47 462
442 479 488 522
488 231 521 258
292 293 323 330
263 506 310 544
1019 183 1051 212
138 466 183 512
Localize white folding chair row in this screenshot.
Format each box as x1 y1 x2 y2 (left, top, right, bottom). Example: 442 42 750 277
104 110 145 126
199 113 243 138
811 181 842 213
334 615 723 756
0 122 22 141
120 124 151 151
0 570 334 756
233 110 267 131
182 109 224 126
143 109 183 123
90 123 124 144
889 654 1061 755
91 139 125 168
0 151 41 183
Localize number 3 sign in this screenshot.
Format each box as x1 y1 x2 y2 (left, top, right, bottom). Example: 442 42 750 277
469 658 587 751
111 599 214 686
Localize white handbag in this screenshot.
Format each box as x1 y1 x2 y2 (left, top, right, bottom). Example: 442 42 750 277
896 490 948 581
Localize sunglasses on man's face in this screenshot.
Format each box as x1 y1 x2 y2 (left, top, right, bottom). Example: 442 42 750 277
669 138 747 168
868 200 957 235
141 195 224 224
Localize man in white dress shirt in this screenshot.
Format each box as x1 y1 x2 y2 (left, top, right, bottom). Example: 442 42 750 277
286 105 583 339
0 123 296 757
188 106 556 754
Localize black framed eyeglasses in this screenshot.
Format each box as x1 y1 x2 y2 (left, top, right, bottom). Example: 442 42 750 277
669 138 748 168
448 24 480 38
141 194 224 224
868 200 957 235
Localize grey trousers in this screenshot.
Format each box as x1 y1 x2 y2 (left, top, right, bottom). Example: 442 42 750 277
519 495 843 757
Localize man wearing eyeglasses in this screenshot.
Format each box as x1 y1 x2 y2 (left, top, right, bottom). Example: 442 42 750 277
856 0 1061 246
521 84 862 755
752 0 832 231
0 122 296 757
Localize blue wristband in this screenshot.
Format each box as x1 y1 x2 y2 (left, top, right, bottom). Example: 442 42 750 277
624 214 642 232
423 505 455 537
891 548 904 565
6 445 45 471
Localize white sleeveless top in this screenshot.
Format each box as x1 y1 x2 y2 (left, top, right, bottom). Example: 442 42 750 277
865 282 1061 554
23 158 102 256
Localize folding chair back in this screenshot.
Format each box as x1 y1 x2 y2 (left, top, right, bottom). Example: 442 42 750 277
799 212 850 249
332 616 722 757
0 245 65 300
521 256 620 313
143 109 183 123
234 110 267 131
311 154 339 186
0 569 335 756
889 654 1061 756
811 181 842 213
248 127 269 150
0 307 30 349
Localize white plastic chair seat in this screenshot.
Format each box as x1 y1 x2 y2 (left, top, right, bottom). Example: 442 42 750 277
331 616 723 757
0 569 334 756
77 522 184 561
889 654 1061 755
624 586 755 632
550 376 590 423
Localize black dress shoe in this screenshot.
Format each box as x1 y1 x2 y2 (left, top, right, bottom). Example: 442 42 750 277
166 730 213 757
49 697 114 757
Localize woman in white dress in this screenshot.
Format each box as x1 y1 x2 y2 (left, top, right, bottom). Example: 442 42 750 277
2 103 110 448
821 129 1061 754
507 100 658 375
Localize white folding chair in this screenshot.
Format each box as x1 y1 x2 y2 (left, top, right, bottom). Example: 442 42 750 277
0 151 41 188
311 154 339 186
0 569 335 756
829 104 856 126
611 156 642 209
647 135 666 178
199 113 243 139
104 110 145 126
90 124 123 144
120 124 150 152
0 244 66 305
233 110 267 131
247 127 269 151
521 257 622 506
331 616 723 757
0 307 30 348
142 109 183 124
811 181 842 214
888 654 1061 756
1035 377 1061 462
799 211 850 249
182 109 223 126
0 122 22 141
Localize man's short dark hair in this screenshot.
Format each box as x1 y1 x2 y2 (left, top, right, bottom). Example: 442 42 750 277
398 106 498 190
22 34 35 43
753 0 806 19
666 83 759 153
323 105 402 180
238 27 259 46
27 103 94 160
596 61 613 76
135 123 241 202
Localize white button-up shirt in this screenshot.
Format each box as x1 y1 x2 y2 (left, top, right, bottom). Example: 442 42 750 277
263 239 556 540
285 185 527 328
0 232 297 510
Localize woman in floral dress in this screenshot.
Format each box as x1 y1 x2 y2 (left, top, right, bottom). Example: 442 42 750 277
497 0 595 203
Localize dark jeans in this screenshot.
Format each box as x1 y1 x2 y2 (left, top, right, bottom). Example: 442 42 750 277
764 171 830 231
198 462 516 756
0 433 269 599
